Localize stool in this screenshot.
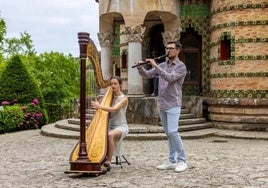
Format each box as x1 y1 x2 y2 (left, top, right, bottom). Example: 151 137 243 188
111 139 130 168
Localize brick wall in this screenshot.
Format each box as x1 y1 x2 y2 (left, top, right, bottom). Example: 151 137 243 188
208 0 268 129
210 0 268 98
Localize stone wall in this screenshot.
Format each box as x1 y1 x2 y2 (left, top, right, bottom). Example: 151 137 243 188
127 96 203 125
127 97 159 125
206 98 268 131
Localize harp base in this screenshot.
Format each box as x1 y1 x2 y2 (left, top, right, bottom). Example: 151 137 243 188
64 170 107 175
65 161 107 175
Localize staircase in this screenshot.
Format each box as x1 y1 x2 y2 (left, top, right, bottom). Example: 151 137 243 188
41 106 217 140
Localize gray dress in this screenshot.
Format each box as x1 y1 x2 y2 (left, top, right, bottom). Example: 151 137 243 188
109 93 129 141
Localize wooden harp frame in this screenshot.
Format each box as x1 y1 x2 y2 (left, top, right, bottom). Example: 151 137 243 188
65 32 112 174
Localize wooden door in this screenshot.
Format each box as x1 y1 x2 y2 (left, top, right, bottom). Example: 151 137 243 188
180 27 202 96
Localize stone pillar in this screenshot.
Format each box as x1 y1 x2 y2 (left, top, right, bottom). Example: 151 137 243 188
125 25 146 95
97 32 114 80
161 30 181 46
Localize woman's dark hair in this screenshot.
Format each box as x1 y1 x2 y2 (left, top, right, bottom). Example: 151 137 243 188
110 76 122 85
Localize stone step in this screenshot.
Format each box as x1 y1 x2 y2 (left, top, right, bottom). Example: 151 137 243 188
56 118 210 133
180 113 196 119
67 117 206 127
41 121 268 140
158 118 207 126
67 118 90 125
127 128 220 140
180 122 214 132
40 122 217 140
78 108 192 119
180 118 207 125
55 120 80 131
55 120 213 134
126 123 214 133
181 108 190 114
41 123 79 139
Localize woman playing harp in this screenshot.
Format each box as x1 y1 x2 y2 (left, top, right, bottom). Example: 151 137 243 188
67 32 121 174
91 76 129 170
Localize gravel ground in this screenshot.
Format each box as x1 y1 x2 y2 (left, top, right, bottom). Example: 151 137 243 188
0 129 267 188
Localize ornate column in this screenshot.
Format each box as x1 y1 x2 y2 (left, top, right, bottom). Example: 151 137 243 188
125 25 146 95
97 32 114 80
162 30 181 46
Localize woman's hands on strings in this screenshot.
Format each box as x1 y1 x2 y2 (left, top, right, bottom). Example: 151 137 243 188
91 97 128 112
91 99 100 109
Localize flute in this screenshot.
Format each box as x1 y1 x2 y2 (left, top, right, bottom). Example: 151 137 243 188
131 54 168 68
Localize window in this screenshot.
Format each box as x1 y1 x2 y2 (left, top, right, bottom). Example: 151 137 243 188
121 52 127 69
220 36 231 60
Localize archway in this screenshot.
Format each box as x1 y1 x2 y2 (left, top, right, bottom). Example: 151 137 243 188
147 24 165 95
149 24 165 57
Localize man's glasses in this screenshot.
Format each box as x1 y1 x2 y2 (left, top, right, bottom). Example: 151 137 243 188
165 47 176 51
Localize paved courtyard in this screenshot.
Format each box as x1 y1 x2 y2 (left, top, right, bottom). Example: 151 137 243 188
0 129 267 188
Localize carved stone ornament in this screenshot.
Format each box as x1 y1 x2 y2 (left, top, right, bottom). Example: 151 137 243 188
97 32 115 47
162 30 181 45
124 25 146 43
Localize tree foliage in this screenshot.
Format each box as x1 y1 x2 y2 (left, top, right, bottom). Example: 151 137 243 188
0 17 6 49
23 52 80 104
0 16 35 58
0 17 6 66
3 31 36 57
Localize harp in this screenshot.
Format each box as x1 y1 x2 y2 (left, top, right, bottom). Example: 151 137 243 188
66 32 112 174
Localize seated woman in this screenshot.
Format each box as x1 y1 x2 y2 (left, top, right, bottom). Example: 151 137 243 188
91 76 129 169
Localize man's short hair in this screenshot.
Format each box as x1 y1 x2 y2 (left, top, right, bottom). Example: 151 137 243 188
167 41 182 50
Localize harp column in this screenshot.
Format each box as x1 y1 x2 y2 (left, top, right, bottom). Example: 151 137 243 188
125 25 146 95
98 32 114 81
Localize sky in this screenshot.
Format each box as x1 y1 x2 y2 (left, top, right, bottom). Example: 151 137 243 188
0 0 100 57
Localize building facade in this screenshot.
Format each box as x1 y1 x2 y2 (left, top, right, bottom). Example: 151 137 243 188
95 0 268 130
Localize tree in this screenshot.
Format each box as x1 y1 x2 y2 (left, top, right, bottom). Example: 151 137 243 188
0 17 6 48
0 16 36 77
3 31 36 57
23 52 80 104
0 15 36 58
0 17 6 65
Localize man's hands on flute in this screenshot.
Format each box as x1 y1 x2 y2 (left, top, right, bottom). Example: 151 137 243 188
135 59 158 69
